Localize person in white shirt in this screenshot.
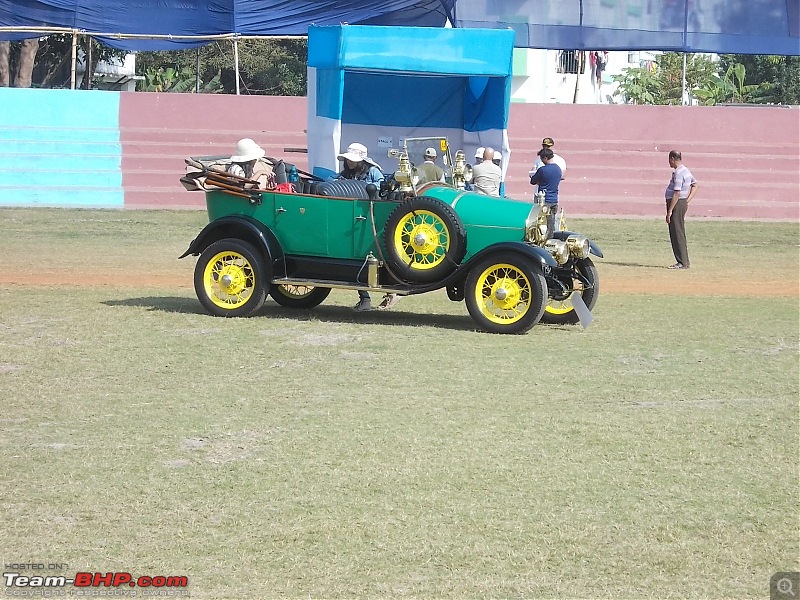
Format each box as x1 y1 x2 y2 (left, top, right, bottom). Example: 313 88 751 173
528 137 566 180
471 147 501 197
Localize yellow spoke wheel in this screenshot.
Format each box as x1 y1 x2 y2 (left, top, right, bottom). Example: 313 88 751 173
204 251 254 308
542 258 599 325
383 196 466 284
393 209 450 270
270 283 331 309
194 239 267 317
465 256 546 334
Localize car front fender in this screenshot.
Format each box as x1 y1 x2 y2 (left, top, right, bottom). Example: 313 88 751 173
464 242 558 271
179 216 284 267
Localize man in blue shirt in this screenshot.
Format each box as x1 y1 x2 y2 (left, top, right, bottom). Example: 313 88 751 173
529 147 563 238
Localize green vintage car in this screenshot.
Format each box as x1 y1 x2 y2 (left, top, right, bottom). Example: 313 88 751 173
180 137 602 334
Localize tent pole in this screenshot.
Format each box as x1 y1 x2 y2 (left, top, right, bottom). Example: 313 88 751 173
70 31 77 90
196 47 200 93
233 37 240 95
682 52 687 105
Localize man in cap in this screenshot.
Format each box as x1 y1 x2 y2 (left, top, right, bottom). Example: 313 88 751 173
528 137 566 180
474 147 485 164
416 147 445 185
529 147 563 238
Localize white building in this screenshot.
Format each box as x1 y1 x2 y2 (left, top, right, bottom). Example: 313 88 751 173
511 49 658 104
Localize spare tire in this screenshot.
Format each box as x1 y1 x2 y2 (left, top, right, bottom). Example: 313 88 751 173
383 196 466 283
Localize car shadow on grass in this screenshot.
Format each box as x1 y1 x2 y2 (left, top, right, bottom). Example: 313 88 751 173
103 296 209 315
103 296 481 333
259 303 480 332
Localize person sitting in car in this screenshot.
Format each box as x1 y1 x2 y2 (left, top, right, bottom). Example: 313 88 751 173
227 138 274 189
335 142 397 312
336 142 384 184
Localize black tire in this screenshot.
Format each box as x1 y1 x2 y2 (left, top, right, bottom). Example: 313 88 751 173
194 239 268 317
270 284 331 309
465 255 547 334
383 196 466 283
542 257 599 325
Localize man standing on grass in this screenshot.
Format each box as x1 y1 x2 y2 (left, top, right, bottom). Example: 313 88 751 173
529 147 562 239
664 150 699 270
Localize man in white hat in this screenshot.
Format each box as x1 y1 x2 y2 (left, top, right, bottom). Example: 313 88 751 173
336 142 384 184
474 147 485 164
227 138 274 188
416 147 445 185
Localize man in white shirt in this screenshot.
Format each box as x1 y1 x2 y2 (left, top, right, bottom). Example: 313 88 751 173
529 137 566 180
471 147 501 197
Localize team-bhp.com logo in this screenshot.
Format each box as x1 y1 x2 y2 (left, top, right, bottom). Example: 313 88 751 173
4 569 188 596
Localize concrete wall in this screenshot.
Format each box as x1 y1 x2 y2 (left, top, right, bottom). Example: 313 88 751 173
1 88 797 219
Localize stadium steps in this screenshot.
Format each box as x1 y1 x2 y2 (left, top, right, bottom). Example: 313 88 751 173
505 103 799 220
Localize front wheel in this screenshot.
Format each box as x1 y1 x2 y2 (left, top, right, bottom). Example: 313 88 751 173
270 284 331 309
465 256 547 334
542 258 599 324
194 239 268 317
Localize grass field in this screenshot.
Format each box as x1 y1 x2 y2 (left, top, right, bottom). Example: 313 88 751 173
1 208 798 599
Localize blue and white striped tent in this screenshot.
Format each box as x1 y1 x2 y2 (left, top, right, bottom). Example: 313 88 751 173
307 25 515 182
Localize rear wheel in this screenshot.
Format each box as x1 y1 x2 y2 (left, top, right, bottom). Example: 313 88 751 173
465 255 547 334
270 284 331 309
542 258 599 324
383 196 466 283
194 239 268 317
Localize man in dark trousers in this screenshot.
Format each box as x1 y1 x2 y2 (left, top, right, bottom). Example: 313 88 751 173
529 147 563 238
664 150 698 269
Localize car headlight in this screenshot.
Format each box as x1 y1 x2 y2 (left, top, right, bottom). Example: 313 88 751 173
544 239 570 265
525 205 548 245
566 235 590 259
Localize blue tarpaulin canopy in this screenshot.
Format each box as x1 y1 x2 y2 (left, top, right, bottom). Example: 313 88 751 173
453 0 800 56
0 0 455 49
0 0 797 54
306 25 514 179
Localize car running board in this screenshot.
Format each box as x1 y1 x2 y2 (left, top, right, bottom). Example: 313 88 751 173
271 277 409 295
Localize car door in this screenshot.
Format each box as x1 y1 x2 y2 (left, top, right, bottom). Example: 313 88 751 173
272 192 330 256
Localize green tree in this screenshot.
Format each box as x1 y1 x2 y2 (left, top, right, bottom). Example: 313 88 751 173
136 38 307 95
140 66 222 93
719 54 800 105
612 52 717 105
611 63 660 105
693 62 769 105
1 35 126 89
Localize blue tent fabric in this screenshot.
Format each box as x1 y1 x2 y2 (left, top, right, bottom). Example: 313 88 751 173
306 25 514 179
0 0 455 45
452 0 800 55
1 0 797 54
